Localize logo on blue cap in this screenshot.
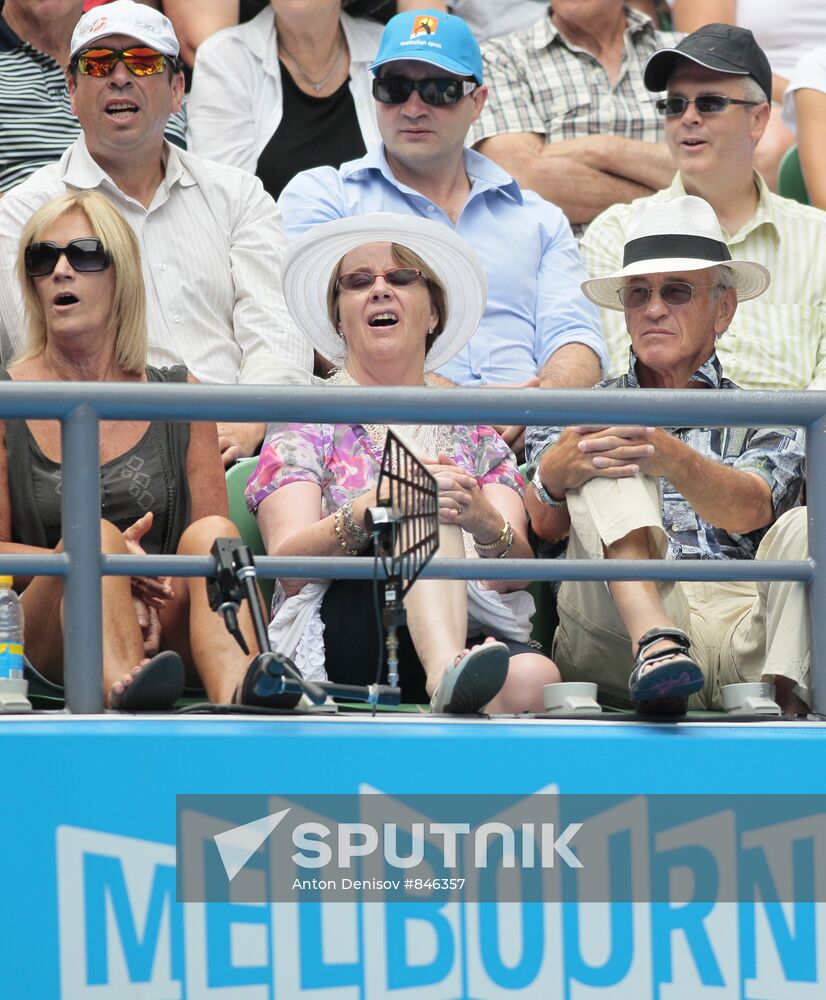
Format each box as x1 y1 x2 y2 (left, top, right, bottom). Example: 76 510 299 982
370 9 484 84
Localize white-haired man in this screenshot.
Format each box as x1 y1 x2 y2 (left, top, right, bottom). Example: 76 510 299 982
527 196 808 717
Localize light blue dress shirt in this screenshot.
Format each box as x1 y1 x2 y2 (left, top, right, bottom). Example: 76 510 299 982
278 145 607 386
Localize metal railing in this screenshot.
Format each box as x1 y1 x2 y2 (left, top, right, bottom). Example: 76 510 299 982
2 381 823 714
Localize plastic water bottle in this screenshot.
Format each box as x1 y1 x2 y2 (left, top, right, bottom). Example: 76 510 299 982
0 576 31 712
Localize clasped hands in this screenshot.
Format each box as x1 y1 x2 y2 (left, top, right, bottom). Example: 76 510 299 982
422 452 503 543
541 425 671 499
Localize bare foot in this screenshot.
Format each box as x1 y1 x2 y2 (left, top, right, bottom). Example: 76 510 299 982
774 676 810 717
107 658 150 709
634 637 682 675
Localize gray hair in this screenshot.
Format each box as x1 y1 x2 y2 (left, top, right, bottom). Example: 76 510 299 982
715 264 735 288
738 75 769 105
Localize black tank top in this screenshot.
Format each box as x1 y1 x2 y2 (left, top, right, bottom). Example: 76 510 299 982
255 61 366 200
1 365 191 554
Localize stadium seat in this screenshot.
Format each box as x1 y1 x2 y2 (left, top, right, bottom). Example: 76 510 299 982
518 463 559 655
225 457 274 607
778 145 810 204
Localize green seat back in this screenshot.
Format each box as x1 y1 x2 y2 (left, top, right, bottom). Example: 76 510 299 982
225 457 274 607
518 462 558 655
778 145 809 205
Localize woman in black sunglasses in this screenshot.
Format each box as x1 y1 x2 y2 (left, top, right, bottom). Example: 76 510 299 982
2 190 258 710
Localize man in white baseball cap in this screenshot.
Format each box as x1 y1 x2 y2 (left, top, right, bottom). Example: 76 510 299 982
526 196 809 717
0 0 312 465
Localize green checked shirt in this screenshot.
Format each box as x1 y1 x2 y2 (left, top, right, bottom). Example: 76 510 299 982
580 172 826 389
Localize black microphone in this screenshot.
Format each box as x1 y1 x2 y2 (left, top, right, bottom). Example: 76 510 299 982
216 600 248 655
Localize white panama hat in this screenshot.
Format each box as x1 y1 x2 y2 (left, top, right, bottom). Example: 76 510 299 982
282 213 487 373
582 195 770 310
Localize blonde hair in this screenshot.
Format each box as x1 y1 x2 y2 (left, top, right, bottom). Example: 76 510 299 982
16 191 147 373
326 243 448 356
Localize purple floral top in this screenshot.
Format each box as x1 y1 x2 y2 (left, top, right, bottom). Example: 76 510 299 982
246 423 524 515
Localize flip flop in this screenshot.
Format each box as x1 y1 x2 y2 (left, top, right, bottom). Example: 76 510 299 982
430 640 509 715
114 650 185 712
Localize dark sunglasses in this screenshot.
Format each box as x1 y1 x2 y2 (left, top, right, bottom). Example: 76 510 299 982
655 95 760 117
337 267 423 291
25 239 112 277
73 47 172 78
617 281 720 309
372 76 477 106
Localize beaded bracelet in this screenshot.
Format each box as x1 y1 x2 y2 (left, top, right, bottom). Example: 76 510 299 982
334 506 365 556
341 498 370 547
474 518 514 558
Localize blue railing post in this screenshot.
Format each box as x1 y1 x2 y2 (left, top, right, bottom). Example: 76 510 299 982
808 417 826 714
61 403 104 714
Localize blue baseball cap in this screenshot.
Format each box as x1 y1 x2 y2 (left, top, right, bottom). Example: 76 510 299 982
370 9 484 84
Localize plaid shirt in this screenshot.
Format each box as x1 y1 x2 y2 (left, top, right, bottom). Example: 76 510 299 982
525 353 806 561
472 7 680 236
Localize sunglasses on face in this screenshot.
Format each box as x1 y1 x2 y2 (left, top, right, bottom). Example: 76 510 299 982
337 267 423 291
73 47 170 78
25 239 112 277
655 95 760 117
372 76 477 106
617 280 720 309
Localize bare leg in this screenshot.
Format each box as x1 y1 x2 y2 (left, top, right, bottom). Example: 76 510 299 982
21 519 146 706
605 527 679 666
159 516 258 703
486 652 561 714
404 522 468 696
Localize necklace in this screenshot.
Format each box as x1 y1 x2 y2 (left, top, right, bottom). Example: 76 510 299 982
326 368 455 460
277 29 346 94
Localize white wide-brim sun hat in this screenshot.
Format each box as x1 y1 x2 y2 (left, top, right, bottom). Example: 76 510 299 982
582 195 770 310
282 213 488 372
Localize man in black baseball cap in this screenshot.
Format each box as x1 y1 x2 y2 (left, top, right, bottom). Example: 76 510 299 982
580 22 826 398
643 22 772 104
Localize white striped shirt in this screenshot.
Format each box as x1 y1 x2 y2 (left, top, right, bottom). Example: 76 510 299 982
0 11 186 195
579 173 826 390
0 137 312 386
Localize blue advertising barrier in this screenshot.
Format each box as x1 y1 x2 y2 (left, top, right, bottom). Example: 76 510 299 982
2 382 826 997
4 714 826 998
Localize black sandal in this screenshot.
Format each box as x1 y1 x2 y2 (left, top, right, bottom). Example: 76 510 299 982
628 627 704 715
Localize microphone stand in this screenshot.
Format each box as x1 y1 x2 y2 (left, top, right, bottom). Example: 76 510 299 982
365 430 440 704
207 538 401 709
364 505 405 689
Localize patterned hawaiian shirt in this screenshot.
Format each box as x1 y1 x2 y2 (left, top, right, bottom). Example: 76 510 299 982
525 352 805 560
